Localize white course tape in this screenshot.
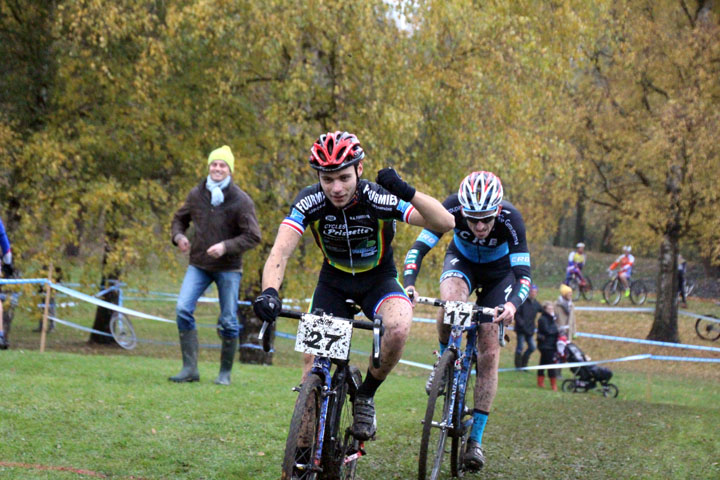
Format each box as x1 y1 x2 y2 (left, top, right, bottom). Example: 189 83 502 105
50 283 175 324
505 354 652 372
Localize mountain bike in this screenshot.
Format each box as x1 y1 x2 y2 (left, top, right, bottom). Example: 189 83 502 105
694 314 720 342
567 269 594 301
412 295 505 480
259 307 383 480
602 273 647 305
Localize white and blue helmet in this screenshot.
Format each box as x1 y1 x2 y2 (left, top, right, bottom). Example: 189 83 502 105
458 171 504 216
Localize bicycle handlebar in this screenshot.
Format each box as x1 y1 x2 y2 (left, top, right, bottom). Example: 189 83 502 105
411 294 507 347
258 309 385 367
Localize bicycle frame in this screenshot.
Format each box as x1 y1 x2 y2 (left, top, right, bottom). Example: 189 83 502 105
444 321 479 436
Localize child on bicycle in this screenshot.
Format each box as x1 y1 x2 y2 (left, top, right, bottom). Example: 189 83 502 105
608 245 635 296
253 131 453 441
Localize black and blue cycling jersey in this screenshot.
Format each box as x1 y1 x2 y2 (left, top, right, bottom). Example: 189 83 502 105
403 194 531 309
0 217 10 257
282 179 415 275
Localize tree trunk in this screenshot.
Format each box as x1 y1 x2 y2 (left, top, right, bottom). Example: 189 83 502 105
574 187 586 245
648 165 683 342
89 236 121 345
647 235 679 342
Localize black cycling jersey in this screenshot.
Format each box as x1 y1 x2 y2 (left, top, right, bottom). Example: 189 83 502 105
403 195 532 308
282 179 415 274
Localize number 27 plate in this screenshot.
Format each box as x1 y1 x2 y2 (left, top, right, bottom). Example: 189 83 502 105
443 301 475 327
295 313 353 360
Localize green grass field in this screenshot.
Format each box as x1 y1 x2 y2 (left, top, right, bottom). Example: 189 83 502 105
2 247 719 479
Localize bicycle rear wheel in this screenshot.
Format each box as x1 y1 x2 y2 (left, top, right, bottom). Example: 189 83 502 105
602 280 621 305
600 383 619 398
450 354 476 478
695 315 720 341
282 374 323 480
629 280 647 305
320 366 362 480
418 349 456 480
581 277 594 301
568 278 581 301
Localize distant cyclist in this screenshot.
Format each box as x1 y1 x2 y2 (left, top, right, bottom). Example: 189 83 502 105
608 245 635 296
253 131 454 441
564 242 586 286
402 171 531 471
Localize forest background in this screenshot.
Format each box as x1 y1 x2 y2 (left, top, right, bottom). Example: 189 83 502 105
1 0 719 342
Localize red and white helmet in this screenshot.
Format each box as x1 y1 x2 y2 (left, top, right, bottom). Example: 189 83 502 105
458 171 504 215
309 131 365 172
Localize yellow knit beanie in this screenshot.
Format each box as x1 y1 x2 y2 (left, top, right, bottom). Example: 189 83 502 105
560 284 572 296
208 145 235 173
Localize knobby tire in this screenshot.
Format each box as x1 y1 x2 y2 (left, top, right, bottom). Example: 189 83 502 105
418 349 456 480
282 374 323 480
450 353 476 478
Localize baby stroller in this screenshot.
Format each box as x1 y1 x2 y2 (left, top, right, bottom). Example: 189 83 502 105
559 340 619 398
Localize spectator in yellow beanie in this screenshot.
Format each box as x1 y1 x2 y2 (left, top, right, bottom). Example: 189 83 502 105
555 283 576 339
208 145 235 173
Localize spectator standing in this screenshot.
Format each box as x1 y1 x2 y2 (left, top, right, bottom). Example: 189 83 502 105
514 284 540 369
536 301 560 391
677 253 688 308
170 145 261 385
555 283 576 339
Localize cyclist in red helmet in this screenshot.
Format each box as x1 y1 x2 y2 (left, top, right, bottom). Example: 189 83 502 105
254 131 454 441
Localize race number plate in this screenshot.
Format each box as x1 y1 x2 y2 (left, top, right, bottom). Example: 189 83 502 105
295 313 353 360
442 301 475 327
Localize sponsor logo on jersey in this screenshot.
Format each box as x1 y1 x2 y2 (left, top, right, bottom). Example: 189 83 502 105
451 257 460 265
418 230 439 247
349 214 371 221
405 263 417 270
325 215 336 221
295 191 325 213
323 224 373 237
363 184 398 206
289 208 305 224
405 249 419 262
510 253 531 267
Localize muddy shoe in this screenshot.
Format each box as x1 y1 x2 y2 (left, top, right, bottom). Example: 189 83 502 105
464 440 485 471
352 395 377 441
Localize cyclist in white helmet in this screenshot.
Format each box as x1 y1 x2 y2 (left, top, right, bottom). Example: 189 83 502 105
403 170 531 471
608 245 635 296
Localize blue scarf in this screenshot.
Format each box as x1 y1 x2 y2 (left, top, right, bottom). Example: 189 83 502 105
205 176 231 206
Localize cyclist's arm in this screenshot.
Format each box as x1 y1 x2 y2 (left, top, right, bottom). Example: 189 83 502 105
261 225 302 291
405 191 455 233
402 229 443 288
505 213 532 311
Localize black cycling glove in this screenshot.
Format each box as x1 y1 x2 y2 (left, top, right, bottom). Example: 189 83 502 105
253 287 281 323
376 167 416 202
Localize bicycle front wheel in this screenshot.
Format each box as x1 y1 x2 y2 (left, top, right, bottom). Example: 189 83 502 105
629 280 647 305
321 366 362 480
418 349 456 480
581 277 594 301
603 280 621 305
282 374 323 480
450 353 476 478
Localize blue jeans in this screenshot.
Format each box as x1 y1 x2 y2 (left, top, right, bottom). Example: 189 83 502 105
515 332 536 356
176 265 242 338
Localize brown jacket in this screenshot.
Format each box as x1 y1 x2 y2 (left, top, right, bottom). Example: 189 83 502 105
171 179 261 272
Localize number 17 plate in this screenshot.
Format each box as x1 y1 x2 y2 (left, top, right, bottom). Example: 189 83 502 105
295 313 353 360
443 301 475 327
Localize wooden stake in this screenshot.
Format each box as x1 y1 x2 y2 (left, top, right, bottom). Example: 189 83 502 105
40 262 54 353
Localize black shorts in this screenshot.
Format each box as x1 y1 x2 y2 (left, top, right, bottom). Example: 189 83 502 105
439 248 516 322
310 262 411 320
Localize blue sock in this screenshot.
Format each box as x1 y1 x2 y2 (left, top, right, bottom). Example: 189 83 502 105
438 342 448 355
470 410 489 445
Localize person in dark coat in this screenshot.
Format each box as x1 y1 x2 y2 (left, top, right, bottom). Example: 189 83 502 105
536 301 560 391
169 145 261 385
514 284 540 369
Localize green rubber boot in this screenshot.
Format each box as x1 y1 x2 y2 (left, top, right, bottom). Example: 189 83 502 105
169 330 200 383
214 337 238 386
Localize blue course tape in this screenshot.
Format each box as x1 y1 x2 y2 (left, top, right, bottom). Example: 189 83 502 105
0 278 48 285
